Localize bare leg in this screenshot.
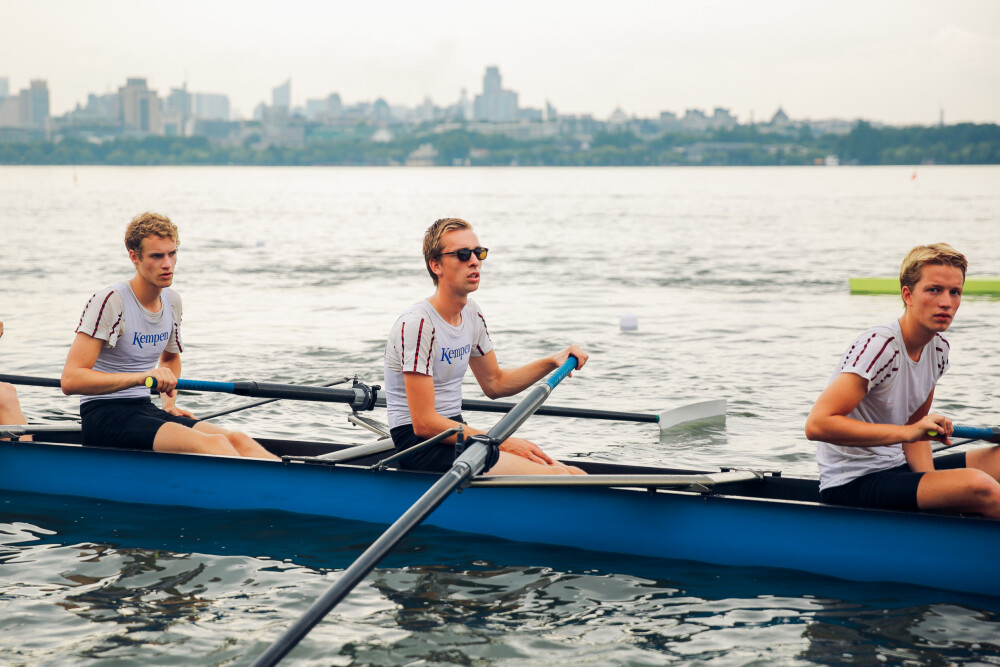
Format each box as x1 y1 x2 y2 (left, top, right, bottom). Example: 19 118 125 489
916 466 1000 518
0 382 31 441
966 445 1000 480
153 421 241 456
193 421 279 460
484 451 586 476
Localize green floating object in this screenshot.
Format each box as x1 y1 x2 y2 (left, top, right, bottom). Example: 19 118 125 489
849 276 1000 296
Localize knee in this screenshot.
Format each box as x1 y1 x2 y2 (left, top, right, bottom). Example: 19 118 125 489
0 382 18 406
965 470 1000 503
207 433 233 450
225 431 251 446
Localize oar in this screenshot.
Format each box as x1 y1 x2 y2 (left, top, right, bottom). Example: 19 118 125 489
250 355 580 667
158 377 723 430
3 374 726 430
931 425 1000 453
0 374 61 388
144 377 382 412
198 377 353 420
397 396 728 431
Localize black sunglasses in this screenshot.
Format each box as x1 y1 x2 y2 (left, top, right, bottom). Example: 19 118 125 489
438 247 488 261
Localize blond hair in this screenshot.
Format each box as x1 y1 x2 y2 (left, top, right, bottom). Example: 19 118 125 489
899 243 967 304
422 217 472 285
125 212 179 257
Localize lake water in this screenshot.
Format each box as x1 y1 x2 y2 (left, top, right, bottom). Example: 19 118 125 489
1 165 999 665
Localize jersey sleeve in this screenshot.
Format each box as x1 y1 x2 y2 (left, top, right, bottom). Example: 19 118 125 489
835 328 901 391
166 289 183 354
75 288 125 348
933 333 950 380
467 300 494 357
389 310 437 376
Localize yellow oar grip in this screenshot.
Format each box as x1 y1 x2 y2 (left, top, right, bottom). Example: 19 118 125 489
145 377 156 389
927 430 938 437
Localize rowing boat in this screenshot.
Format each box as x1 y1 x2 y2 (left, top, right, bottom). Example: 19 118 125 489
850 276 1000 295
3 430 998 598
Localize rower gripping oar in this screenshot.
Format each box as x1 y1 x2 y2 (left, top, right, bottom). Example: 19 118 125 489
250 355 580 667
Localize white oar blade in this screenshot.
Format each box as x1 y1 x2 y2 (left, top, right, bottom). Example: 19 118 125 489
658 399 727 431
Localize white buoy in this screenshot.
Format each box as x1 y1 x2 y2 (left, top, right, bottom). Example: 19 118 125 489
619 314 638 331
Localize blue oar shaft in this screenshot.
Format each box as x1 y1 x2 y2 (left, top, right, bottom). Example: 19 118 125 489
951 425 1000 444
251 356 578 667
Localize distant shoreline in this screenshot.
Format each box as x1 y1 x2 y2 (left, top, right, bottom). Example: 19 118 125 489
2 122 998 167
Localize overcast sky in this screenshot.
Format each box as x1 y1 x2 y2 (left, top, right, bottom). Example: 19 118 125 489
4 0 999 125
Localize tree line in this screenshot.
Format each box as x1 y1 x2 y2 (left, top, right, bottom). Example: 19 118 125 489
1 122 998 166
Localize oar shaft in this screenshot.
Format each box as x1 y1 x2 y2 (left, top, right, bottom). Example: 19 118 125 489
0 374 61 388
250 465 468 667
952 425 1000 444
155 379 377 411
251 356 579 667
373 396 660 423
0 373 664 425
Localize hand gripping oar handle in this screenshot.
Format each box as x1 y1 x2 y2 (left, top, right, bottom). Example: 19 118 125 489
250 355 578 667
145 377 380 412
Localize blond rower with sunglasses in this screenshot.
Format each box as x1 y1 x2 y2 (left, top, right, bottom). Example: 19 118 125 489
383 218 587 475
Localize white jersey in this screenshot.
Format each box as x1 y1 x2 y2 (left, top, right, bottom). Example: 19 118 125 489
383 298 494 430
816 319 949 491
75 282 183 404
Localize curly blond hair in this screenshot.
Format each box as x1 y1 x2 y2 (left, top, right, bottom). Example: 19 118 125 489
125 212 179 257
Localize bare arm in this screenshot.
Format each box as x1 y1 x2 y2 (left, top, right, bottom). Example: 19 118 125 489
61 332 178 396
902 391 942 472
805 373 950 447
468 345 588 400
403 371 555 465
157 350 194 417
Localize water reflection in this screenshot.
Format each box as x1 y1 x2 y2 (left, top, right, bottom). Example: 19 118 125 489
2 491 1000 666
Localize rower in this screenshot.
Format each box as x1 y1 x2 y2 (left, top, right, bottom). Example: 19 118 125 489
60 212 278 460
0 322 31 441
383 217 587 475
805 243 1000 517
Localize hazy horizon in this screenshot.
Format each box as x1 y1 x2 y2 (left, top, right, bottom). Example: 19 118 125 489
4 0 999 126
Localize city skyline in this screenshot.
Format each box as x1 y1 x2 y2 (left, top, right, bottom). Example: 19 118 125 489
3 0 999 126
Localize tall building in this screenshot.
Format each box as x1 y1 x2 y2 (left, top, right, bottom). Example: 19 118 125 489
272 80 291 110
473 66 518 122
194 92 230 120
26 80 50 128
167 85 192 119
119 78 161 134
0 77 9 99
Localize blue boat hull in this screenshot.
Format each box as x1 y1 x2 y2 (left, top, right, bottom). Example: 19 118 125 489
2 438 997 598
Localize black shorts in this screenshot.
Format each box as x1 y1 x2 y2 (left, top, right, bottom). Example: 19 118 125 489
390 414 466 472
80 397 199 451
820 452 968 511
